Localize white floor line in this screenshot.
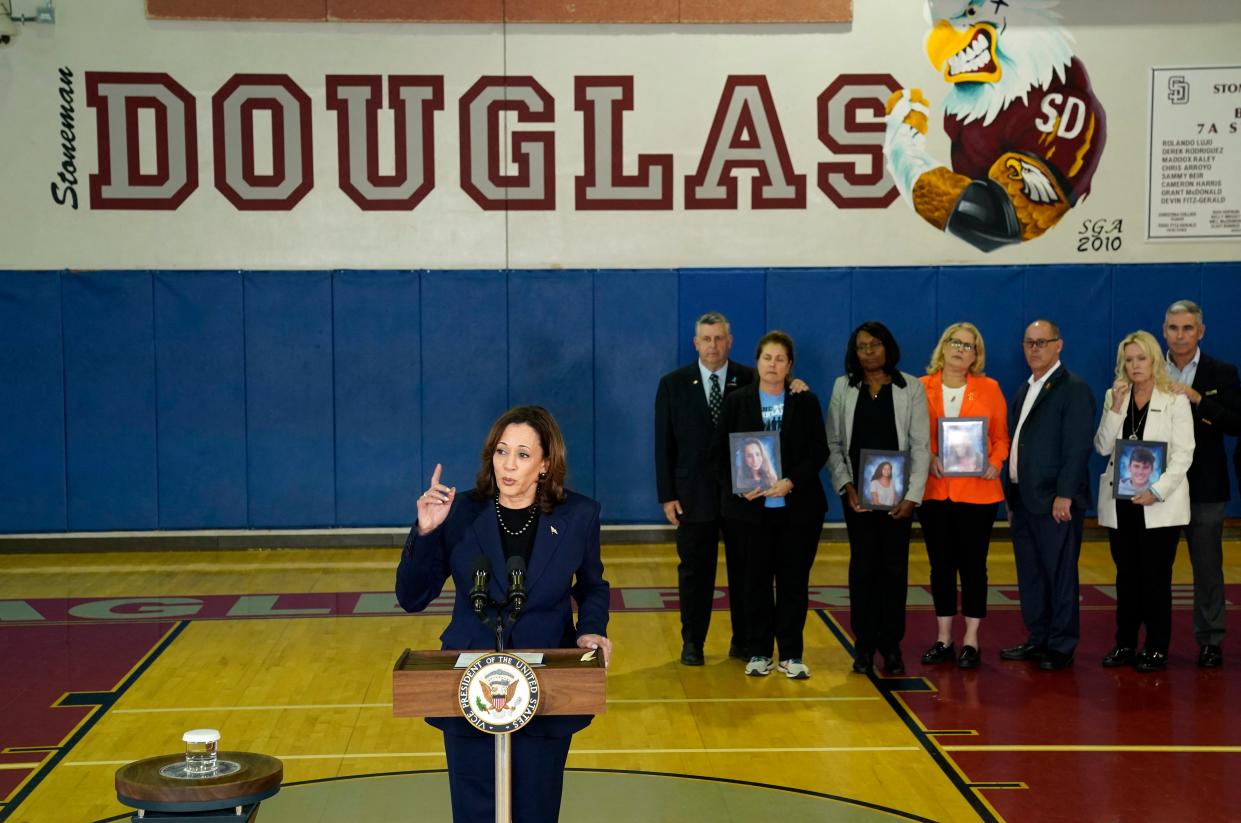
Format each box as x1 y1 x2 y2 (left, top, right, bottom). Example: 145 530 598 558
64 745 920 767
112 696 880 714
0 555 678 575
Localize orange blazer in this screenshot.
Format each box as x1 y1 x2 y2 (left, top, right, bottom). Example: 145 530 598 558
920 372 1010 504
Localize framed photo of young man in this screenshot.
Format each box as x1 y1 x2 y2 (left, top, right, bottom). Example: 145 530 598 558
730 431 782 495
938 417 988 477
1112 440 1167 500
858 449 910 512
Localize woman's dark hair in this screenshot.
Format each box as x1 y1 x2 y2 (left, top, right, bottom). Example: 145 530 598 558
473 405 567 513
845 321 905 387
871 461 893 482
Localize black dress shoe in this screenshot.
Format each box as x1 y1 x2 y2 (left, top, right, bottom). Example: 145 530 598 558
958 645 980 669
1198 644 1223 668
728 642 747 660
1000 641 1048 661
680 642 704 666
921 641 955 665
881 649 906 675
1038 650 1073 670
1101 646 1136 668
852 650 874 674
1135 649 1168 673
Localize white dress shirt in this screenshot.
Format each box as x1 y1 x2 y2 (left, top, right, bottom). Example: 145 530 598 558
1009 361 1061 483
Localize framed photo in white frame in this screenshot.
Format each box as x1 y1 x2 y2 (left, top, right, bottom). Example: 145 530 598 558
939 416 988 478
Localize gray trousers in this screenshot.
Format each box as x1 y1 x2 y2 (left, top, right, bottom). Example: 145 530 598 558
1184 501 1228 647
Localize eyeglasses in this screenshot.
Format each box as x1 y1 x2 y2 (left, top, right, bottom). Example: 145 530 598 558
947 339 977 352
855 342 884 353
1022 337 1061 351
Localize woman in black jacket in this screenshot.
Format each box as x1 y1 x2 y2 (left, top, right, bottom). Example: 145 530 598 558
716 331 828 679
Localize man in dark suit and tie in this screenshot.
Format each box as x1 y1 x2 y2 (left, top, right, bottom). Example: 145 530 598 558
1164 299 1241 668
1001 320 1096 670
655 312 754 666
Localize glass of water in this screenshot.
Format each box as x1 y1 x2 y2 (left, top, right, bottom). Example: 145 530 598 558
182 729 220 774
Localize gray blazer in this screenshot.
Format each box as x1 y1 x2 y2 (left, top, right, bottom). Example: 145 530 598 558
825 372 931 504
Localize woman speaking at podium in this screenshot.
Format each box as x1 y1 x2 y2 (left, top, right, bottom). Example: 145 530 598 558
396 405 612 822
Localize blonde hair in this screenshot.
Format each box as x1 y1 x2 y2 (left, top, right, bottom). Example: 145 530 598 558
1114 330 1172 392
926 322 986 376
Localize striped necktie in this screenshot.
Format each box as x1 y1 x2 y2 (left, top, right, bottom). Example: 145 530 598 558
709 373 722 423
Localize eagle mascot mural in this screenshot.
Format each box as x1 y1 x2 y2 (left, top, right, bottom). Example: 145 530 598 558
884 0 1106 252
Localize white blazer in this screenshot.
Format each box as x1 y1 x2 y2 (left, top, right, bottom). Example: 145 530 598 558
825 372 931 504
1093 386 1195 529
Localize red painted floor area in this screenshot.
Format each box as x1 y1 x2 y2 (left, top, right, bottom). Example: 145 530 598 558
871 606 1241 822
0 622 175 802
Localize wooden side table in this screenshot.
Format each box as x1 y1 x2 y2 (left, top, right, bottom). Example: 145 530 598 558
115 751 282 821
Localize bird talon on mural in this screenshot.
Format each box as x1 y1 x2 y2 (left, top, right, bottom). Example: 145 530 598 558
885 0 1106 253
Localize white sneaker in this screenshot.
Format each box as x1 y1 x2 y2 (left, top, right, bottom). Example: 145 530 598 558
745 656 773 676
778 658 810 679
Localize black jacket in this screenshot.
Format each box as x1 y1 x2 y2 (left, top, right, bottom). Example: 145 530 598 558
1005 365 1096 514
654 360 754 522
714 383 829 525
1186 352 1241 503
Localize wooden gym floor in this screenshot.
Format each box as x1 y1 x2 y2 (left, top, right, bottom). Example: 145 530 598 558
0 535 1238 822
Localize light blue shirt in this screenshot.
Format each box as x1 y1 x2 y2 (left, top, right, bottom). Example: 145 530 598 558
760 390 786 509
1166 348 1200 388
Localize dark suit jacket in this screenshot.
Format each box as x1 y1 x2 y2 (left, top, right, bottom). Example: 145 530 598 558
714 383 829 524
1005 365 1096 514
396 490 609 737
1187 352 1241 503
654 360 755 522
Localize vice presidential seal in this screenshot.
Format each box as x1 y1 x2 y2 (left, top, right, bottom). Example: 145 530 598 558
458 653 541 734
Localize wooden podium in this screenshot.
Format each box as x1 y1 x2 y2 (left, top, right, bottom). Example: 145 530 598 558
392 648 606 718
393 647 606 822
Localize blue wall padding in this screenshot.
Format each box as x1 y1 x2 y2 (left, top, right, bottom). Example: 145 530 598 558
1202 262 1241 481
0 272 67 531
595 269 679 520
154 271 248 528
852 267 940 377
243 271 336 527
420 271 508 498
333 270 422 526
3 264 1240 533
508 270 596 496
678 268 766 366
765 268 851 398
931 266 1026 387
61 271 159 530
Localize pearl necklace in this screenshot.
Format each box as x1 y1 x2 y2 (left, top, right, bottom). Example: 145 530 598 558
495 494 537 536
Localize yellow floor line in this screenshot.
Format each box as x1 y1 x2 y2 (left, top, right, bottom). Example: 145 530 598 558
64 745 922 767
943 744 1241 753
0 763 42 770
113 696 879 714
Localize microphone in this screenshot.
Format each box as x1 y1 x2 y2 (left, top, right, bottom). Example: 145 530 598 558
469 556 492 619
506 555 527 619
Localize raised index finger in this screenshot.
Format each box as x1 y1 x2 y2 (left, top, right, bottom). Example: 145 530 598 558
429 463 442 488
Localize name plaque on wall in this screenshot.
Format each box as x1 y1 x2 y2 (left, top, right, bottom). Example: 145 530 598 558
1148 65 1241 240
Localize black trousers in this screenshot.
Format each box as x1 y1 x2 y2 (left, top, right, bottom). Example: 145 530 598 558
1009 490 1082 656
918 499 999 618
843 500 913 655
731 507 821 660
676 517 745 648
443 730 572 822
1109 502 1180 653
1184 501 1227 647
